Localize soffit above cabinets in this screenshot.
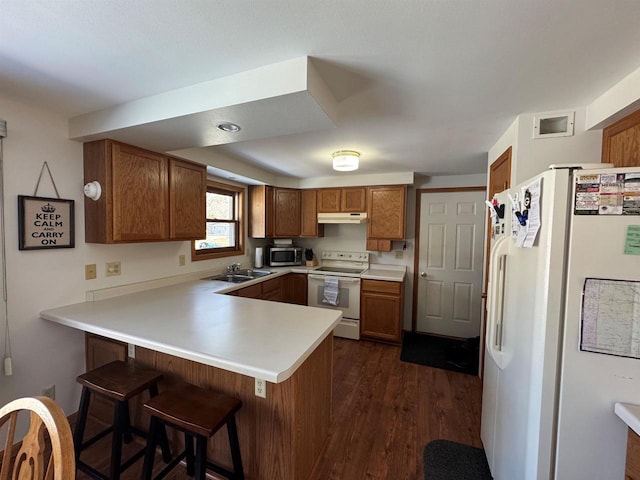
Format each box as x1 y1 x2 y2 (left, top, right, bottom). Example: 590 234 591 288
68 57 337 153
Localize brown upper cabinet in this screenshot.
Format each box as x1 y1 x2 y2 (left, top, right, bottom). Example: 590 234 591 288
249 184 407 247
300 189 324 238
83 139 206 243
602 108 640 167
317 187 367 213
367 185 407 243
169 159 208 240
249 185 301 238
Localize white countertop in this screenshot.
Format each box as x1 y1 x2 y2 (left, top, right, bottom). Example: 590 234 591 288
615 402 640 436
41 277 341 384
280 263 406 282
361 264 406 282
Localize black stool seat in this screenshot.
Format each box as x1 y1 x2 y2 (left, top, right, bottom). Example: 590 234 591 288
73 360 170 480
142 383 244 480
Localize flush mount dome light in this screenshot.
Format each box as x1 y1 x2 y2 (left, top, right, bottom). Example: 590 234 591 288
332 150 360 171
217 122 241 133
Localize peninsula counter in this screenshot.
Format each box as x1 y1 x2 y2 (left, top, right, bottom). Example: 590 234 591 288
41 277 342 480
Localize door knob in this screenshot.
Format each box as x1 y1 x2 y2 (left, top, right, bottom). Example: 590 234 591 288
420 271 427 278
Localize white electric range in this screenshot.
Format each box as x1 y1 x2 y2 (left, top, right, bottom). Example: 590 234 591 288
307 251 369 340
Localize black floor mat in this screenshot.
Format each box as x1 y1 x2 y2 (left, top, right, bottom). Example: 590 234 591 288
424 440 492 479
400 332 479 375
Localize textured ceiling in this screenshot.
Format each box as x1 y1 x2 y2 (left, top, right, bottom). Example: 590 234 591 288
2 0 640 179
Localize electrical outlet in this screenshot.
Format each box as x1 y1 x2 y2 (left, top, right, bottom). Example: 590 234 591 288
105 261 121 277
178 254 186 266
395 251 403 259
128 343 136 359
41 385 55 400
85 264 97 280
255 378 267 398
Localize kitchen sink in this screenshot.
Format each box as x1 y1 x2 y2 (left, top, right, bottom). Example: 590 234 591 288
203 269 273 283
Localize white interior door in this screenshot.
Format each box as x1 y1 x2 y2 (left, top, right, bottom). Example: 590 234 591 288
416 189 485 338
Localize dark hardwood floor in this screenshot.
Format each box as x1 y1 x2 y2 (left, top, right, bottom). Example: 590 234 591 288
75 337 483 480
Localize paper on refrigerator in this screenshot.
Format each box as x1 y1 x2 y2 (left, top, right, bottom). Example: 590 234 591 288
514 177 541 248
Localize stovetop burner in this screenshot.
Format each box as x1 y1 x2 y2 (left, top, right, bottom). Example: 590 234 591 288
310 251 370 277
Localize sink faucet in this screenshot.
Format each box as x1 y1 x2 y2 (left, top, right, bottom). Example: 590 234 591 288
226 263 241 274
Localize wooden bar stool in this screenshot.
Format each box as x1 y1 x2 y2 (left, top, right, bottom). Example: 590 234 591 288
141 383 244 480
73 360 171 480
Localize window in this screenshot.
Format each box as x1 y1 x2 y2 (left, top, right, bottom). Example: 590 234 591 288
192 181 244 260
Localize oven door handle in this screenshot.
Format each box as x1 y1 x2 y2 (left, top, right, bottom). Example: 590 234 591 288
308 274 361 284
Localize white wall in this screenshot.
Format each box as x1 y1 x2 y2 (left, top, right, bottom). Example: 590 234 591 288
514 108 601 183
587 64 640 130
489 109 602 184
488 117 519 176
0 95 254 415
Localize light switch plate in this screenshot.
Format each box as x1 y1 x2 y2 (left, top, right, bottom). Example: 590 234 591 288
85 264 97 280
106 261 121 277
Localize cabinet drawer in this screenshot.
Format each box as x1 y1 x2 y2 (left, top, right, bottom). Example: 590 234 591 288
361 279 401 295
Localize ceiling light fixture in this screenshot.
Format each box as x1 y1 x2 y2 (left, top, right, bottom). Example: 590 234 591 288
332 150 360 171
217 122 241 133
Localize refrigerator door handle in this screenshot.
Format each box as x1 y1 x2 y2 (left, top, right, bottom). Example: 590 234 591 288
495 254 507 351
486 235 509 369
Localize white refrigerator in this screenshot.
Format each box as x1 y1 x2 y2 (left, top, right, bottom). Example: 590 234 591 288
481 165 640 480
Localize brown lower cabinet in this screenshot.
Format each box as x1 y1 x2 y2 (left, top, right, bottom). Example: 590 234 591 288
230 273 307 305
626 428 640 479
233 277 283 301
360 279 404 344
261 277 283 302
282 273 308 305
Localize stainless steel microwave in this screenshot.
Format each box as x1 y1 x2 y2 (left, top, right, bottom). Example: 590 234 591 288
265 245 303 266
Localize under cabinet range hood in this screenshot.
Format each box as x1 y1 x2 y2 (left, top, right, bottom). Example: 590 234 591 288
317 212 367 224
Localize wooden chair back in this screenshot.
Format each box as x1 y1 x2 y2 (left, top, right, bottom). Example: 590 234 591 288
0 396 75 480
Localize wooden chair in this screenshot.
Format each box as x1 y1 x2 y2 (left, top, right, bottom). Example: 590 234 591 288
0 396 75 480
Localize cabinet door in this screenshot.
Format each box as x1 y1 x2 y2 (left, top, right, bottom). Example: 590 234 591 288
274 188 301 237
361 280 403 343
341 187 366 212
249 185 273 239
317 189 341 213
283 273 308 305
367 185 407 240
360 291 403 344
111 143 169 241
626 429 640 480
169 159 206 240
301 189 324 238
366 239 392 252
261 277 283 302
602 109 640 167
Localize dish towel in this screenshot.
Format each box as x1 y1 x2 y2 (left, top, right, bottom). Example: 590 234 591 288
322 276 340 306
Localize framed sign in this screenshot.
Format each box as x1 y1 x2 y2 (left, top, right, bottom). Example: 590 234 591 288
18 195 75 250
